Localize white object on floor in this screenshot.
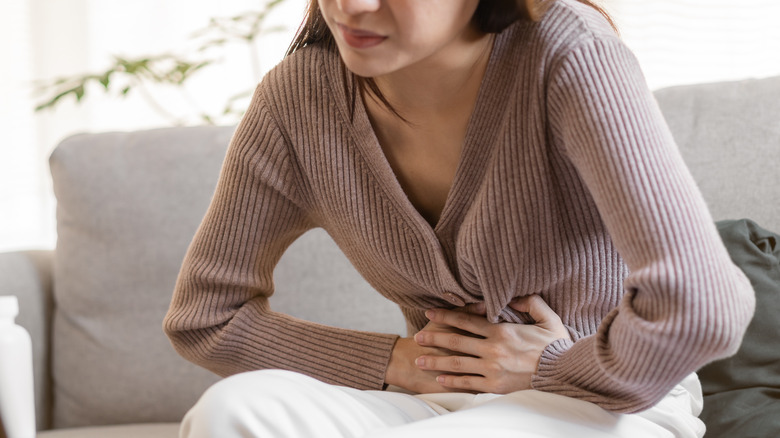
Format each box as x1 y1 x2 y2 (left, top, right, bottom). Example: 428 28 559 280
0 295 36 438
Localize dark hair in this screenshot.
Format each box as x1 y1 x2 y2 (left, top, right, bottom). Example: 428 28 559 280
285 0 618 122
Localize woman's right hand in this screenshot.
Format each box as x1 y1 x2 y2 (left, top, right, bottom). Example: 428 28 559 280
385 337 454 393
385 304 486 393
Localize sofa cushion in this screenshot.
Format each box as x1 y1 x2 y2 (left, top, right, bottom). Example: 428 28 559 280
37 423 179 438
653 75 780 232
49 127 230 428
271 227 407 334
48 125 407 429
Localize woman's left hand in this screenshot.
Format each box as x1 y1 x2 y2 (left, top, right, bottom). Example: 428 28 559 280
413 295 571 394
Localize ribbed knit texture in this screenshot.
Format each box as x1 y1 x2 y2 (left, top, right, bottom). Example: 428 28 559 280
164 0 755 412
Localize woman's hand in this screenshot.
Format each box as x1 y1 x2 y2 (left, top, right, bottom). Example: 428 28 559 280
385 304 485 393
413 295 571 394
385 338 453 393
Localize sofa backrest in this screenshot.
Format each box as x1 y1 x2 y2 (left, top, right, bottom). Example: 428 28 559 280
45 74 779 429
48 125 407 429
653 75 780 233
49 127 232 428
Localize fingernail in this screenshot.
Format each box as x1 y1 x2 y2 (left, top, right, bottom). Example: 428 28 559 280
436 375 445 384
415 357 425 367
425 310 435 319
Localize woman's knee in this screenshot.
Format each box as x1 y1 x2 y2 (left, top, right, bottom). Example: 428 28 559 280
181 370 316 437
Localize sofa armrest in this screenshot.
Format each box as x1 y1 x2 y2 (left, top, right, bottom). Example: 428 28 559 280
0 250 54 431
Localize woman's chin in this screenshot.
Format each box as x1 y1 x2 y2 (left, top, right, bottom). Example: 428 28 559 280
334 48 396 78
339 59 386 79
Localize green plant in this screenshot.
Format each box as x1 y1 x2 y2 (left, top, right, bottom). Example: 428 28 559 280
34 0 289 125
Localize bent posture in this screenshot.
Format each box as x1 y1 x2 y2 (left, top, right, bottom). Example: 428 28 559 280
164 0 755 436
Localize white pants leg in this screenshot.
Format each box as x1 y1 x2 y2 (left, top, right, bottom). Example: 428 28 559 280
179 370 439 438
180 370 705 438
369 373 705 438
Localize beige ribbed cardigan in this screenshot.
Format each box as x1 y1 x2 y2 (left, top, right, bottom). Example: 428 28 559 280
164 0 755 413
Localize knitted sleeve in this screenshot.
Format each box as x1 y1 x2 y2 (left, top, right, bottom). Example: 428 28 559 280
535 36 755 412
163 84 398 390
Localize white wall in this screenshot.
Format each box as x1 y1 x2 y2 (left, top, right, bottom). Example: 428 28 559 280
1 0 779 252
0 0 307 252
605 0 780 90
0 0 49 251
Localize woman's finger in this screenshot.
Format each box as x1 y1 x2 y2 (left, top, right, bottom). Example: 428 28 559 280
508 295 559 327
424 308 491 337
435 373 490 393
414 329 485 356
415 354 484 375
508 295 570 340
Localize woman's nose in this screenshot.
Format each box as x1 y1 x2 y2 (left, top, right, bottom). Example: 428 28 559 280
335 0 381 15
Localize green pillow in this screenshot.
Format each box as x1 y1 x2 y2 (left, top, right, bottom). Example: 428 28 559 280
697 219 780 438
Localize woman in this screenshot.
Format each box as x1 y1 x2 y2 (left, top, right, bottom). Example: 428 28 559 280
164 0 755 436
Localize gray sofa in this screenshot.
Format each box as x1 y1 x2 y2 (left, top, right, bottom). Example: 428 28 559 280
1 74 778 437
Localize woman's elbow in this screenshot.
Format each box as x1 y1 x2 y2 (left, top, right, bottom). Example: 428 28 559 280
163 310 222 372
697 265 756 360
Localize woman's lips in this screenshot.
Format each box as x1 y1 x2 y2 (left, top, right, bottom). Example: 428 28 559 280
337 23 387 49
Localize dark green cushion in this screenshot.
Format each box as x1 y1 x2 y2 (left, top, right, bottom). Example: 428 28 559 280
697 219 780 438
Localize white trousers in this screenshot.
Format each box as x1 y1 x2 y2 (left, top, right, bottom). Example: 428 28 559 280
180 370 706 438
